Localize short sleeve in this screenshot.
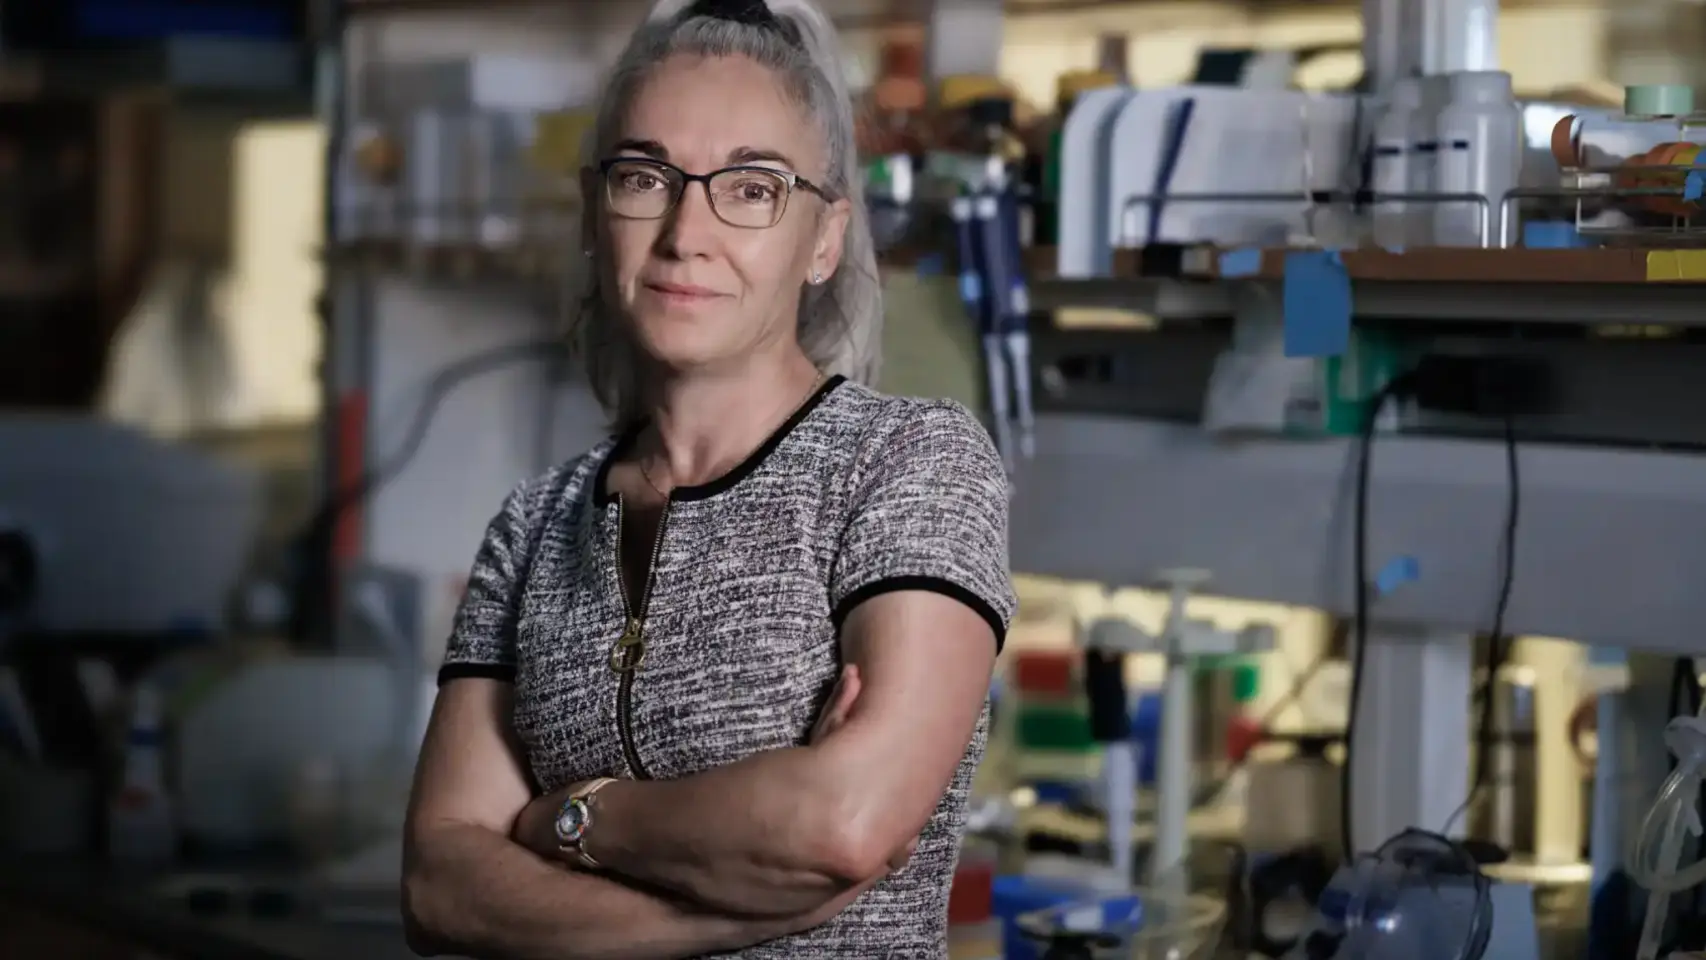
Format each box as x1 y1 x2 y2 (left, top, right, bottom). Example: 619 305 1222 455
828 400 1017 651
438 477 547 685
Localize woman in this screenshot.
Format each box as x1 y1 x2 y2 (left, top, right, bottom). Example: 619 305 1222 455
401 0 1014 956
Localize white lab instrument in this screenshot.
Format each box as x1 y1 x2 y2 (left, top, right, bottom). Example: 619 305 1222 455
1432 71 1523 247
1055 85 1137 278
1371 78 1422 249
0 417 260 633
1083 571 1275 886
1106 87 1360 249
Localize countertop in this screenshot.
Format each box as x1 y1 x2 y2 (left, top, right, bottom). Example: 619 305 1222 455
0 857 425 960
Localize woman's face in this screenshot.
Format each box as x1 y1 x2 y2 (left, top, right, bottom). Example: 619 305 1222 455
591 53 850 376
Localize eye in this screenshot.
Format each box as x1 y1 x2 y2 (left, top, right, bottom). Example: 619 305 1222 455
620 170 665 192
728 176 781 204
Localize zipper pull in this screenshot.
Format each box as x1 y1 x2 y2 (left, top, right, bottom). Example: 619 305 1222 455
608 619 646 673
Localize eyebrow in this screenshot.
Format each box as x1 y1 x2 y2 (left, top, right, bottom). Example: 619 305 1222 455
612 138 668 159
726 146 797 170
610 139 799 171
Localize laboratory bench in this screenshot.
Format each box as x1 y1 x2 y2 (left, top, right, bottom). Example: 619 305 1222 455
0 857 421 960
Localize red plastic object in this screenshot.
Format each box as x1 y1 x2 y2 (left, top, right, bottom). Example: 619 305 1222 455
1012 650 1077 698
948 858 995 924
1226 715 1266 764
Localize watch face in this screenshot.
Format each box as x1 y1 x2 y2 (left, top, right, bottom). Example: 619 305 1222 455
554 799 589 844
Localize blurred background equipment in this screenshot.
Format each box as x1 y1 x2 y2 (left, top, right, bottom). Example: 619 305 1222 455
7 0 1706 958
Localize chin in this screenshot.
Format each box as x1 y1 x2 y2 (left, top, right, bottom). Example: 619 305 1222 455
631 314 740 371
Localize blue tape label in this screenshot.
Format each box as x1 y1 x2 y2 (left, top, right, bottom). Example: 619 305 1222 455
1282 250 1351 358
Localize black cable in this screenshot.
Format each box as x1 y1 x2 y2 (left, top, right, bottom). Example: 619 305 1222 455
1441 410 1521 838
288 340 560 644
1341 374 1415 862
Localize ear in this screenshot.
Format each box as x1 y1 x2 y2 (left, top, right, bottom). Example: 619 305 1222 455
578 165 600 253
810 196 852 283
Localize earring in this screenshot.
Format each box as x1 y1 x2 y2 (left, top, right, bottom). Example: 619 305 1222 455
810 270 823 285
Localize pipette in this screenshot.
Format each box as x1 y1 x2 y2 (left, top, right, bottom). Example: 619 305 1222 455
994 185 1036 459
950 194 1016 468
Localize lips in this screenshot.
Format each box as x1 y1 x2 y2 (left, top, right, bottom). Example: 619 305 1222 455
644 281 722 299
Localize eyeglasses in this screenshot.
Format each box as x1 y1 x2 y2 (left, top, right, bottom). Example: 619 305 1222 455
598 157 830 230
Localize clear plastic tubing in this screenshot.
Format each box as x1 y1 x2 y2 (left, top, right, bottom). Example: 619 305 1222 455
1629 713 1706 960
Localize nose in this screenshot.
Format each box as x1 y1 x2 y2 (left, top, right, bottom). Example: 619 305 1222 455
657 179 720 259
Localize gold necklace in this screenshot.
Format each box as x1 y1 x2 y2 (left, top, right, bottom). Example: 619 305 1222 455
639 370 825 498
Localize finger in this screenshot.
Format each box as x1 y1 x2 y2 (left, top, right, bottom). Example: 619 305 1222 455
887 837 919 871
814 666 863 742
810 667 852 742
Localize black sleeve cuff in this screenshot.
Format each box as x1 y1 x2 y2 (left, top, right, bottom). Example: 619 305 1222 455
831 575 1006 653
438 662 518 686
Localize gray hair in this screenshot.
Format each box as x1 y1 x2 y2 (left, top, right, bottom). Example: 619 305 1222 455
568 0 882 429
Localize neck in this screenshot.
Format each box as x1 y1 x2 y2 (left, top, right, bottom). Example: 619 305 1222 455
643 343 822 487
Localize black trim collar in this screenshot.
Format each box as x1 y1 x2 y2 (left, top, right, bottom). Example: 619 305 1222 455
593 374 846 506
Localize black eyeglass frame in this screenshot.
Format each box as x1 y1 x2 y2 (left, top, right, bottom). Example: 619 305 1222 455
596 156 832 229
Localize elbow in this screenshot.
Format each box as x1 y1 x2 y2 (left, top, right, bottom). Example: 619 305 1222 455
796 770 908 888
812 813 900 889
401 862 459 957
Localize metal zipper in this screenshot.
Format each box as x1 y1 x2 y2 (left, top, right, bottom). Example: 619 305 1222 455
609 493 670 780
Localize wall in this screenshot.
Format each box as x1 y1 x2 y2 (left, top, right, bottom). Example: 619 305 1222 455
994 1 1609 104
101 114 326 435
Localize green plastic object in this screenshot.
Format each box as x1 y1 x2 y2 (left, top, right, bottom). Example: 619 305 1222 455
1625 84 1695 118
1232 662 1261 704
1308 329 1419 437
1194 656 1261 703
1015 703 1098 752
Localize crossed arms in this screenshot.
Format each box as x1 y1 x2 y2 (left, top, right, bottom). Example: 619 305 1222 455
401 590 997 960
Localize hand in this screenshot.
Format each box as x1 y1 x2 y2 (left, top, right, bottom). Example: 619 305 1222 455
809 664 862 745
809 666 917 872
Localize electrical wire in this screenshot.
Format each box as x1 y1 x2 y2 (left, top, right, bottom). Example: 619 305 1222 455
1341 377 1522 863
288 340 561 643
1341 375 1413 862
1441 409 1521 839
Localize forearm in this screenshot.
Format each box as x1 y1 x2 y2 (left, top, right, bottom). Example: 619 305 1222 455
580 749 876 917
404 821 764 960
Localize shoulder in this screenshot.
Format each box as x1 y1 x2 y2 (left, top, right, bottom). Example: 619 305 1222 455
828 384 1004 495
490 436 619 536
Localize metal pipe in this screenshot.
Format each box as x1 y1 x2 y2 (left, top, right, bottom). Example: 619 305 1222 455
1117 190 1497 248
1119 184 1701 251
1495 185 1693 248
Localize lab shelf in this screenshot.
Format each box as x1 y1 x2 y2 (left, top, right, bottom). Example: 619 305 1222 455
326 236 1706 326
1007 415 1706 654
1031 245 1706 326
1032 273 1706 326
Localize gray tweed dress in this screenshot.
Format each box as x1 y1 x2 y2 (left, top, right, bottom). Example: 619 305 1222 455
439 376 1016 958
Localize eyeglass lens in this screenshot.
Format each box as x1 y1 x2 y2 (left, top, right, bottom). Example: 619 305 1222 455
605 159 789 228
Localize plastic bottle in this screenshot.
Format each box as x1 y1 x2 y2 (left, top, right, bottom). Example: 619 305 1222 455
107 682 180 865
1432 70 1522 247
1371 77 1422 250
1404 76 1449 246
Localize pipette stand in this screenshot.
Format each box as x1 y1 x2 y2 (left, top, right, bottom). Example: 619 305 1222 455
1083 569 1276 893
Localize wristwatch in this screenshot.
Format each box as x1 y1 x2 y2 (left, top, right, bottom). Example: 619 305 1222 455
553 777 617 869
